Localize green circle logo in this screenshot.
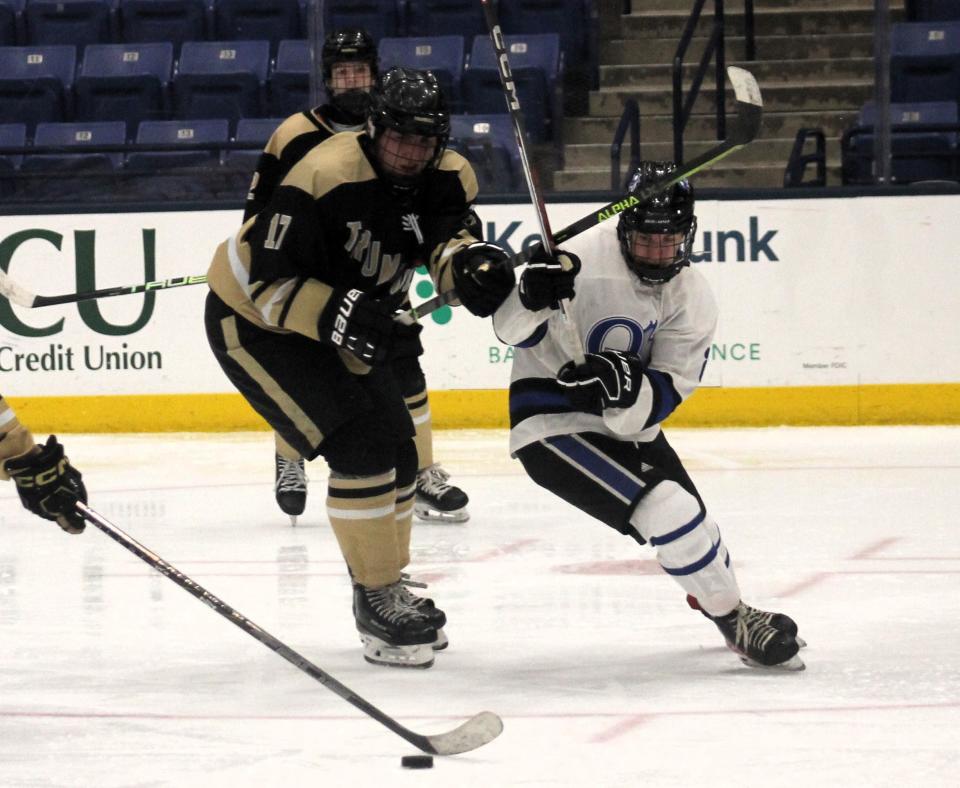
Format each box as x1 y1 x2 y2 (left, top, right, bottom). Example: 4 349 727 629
412 267 452 325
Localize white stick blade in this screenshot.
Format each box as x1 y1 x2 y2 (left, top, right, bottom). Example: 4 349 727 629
0 268 37 308
426 711 504 756
727 66 762 107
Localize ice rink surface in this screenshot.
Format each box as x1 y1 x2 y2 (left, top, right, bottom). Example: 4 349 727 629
1 426 958 788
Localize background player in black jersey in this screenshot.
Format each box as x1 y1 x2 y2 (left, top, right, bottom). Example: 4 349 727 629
205 68 525 668
0 396 86 534
493 162 804 670
246 28 470 526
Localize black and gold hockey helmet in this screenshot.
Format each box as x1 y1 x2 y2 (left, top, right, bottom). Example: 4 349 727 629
321 28 379 121
617 161 697 284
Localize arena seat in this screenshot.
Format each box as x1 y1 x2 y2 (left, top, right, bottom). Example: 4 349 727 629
449 112 519 193
890 20 960 103
405 0 484 39
378 35 464 111
0 122 26 196
214 0 301 55
0 44 76 131
269 38 311 117
0 0 23 46
323 0 402 43
118 0 207 51
24 0 112 47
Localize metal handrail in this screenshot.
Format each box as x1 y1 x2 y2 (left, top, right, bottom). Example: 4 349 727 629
610 98 641 192
672 0 756 164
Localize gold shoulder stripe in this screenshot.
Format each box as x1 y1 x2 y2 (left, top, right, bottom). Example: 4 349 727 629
439 149 478 202
282 132 375 199
263 113 316 158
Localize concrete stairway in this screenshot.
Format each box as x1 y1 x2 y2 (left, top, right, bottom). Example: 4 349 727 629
555 0 901 191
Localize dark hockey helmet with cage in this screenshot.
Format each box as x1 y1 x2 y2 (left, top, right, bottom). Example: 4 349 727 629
366 67 450 187
617 161 698 284
321 28 379 121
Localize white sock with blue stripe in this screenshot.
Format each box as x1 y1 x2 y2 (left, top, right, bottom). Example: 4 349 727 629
629 481 740 616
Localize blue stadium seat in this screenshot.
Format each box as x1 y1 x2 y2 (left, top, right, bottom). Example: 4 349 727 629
910 1 960 21
323 0 401 42
499 0 589 65
20 119 125 199
127 117 229 198
214 0 300 55
847 100 958 183
0 45 76 131
462 33 562 142
227 115 281 171
378 36 465 111
24 0 113 47
269 38 311 117
890 21 960 103
75 42 173 135
173 40 270 127
0 0 23 46
118 0 206 50
449 113 519 193
405 0 484 39
0 122 26 196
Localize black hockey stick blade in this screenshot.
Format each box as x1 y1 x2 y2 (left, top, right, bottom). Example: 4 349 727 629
75 502 503 756
406 66 762 322
0 267 208 308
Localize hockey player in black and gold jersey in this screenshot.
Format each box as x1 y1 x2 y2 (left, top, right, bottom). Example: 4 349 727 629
246 28 472 526
0 396 87 534
204 68 520 668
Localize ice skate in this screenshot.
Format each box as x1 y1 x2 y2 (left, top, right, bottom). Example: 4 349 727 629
399 572 448 650
687 594 806 648
274 453 307 525
353 581 438 668
708 601 805 670
415 463 469 523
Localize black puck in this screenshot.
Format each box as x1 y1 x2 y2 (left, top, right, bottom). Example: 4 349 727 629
401 755 434 769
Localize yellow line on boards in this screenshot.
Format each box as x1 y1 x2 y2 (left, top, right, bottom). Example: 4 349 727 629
6 384 960 434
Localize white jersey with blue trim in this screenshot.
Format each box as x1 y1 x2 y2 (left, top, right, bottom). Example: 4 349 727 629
493 219 718 455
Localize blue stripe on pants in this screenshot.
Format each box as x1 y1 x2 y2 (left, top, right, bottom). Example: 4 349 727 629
544 435 643 502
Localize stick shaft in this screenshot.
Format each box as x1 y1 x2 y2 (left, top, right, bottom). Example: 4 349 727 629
76 502 441 753
0 271 208 308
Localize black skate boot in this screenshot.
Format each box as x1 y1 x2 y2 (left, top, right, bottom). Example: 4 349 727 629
353 581 438 668
415 463 469 523
708 601 805 670
687 593 801 639
399 572 448 650
274 453 307 524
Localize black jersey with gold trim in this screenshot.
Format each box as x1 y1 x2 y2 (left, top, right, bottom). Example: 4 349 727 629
207 131 479 342
243 106 346 222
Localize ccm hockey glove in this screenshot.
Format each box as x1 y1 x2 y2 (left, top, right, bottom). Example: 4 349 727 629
519 245 581 311
451 241 516 317
5 435 87 534
557 350 644 415
318 288 416 365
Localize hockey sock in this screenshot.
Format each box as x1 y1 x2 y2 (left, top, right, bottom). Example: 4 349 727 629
405 388 434 471
629 481 741 616
394 439 419 568
326 469 401 587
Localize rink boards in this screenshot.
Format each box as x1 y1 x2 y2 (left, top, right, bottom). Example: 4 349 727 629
1 194 958 431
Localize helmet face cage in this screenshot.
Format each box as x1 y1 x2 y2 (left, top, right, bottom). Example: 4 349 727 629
617 161 697 284
367 67 450 187
321 28 379 121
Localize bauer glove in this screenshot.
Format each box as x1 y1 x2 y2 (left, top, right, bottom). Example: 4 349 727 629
451 241 516 317
318 288 417 365
557 351 644 415
5 435 87 534
519 245 581 312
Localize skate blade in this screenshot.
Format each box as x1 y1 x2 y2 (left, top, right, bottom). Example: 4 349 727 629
433 627 449 651
796 636 807 649
288 515 298 526
414 502 470 524
359 632 435 669
735 650 806 671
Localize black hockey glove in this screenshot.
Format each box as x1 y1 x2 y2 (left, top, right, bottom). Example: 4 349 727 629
451 241 516 317
5 435 87 534
318 288 411 365
557 351 644 415
519 245 581 311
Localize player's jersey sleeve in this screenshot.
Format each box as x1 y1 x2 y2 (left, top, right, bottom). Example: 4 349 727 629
492 285 551 347
424 150 481 297
242 111 335 222
0 396 35 480
603 270 718 435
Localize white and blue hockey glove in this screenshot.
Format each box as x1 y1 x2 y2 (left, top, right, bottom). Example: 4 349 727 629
557 350 643 415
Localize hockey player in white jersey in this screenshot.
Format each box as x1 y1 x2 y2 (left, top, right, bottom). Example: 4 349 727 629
493 161 804 669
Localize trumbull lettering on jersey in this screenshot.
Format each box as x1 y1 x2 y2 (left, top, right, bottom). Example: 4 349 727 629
0 342 162 372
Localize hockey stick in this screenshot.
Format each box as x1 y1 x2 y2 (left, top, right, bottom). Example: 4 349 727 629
407 65 763 322
0 269 208 308
479 0 586 364
75 501 503 756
